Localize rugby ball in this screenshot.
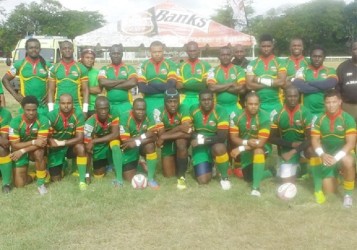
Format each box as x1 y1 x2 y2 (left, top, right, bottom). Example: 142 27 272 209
131 174 148 189
277 182 297 200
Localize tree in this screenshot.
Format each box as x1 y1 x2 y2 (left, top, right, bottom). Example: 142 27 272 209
344 0 357 45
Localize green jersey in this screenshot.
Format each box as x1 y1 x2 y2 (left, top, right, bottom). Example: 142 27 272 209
302 65 337 115
49 60 89 106
7 57 51 103
284 56 309 78
152 105 189 131
0 107 12 136
9 114 49 142
119 111 154 141
98 63 137 104
0 82 3 94
207 63 245 106
138 58 177 98
246 55 286 108
184 104 229 137
84 114 119 144
47 108 85 140
87 67 100 111
311 109 356 154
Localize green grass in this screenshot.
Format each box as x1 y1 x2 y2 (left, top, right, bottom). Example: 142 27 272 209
1 61 357 249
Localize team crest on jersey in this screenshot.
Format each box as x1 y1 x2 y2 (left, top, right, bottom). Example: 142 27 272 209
336 125 344 131
174 119 180 125
71 71 79 77
196 69 202 75
142 124 147 130
320 73 327 79
251 124 257 130
230 74 236 80
121 71 127 77
270 66 277 72
39 69 46 74
161 69 167 74
208 120 216 126
295 120 302 126
31 127 38 132
246 65 253 74
68 123 74 128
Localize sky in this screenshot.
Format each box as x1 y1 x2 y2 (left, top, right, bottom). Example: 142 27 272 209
2 0 353 23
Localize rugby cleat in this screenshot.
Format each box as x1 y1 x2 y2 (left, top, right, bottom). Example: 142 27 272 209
314 191 326 204
148 180 160 190
343 194 353 208
37 184 48 195
220 178 232 190
177 177 187 190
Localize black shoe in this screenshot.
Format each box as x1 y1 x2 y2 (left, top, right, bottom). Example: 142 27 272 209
2 184 12 194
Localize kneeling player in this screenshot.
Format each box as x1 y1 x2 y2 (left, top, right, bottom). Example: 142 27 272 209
230 92 273 197
84 96 123 187
154 89 191 189
311 90 356 207
0 97 12 193
9 96 49 195
185 89 231 190
120 98 158 189
47 94 87 190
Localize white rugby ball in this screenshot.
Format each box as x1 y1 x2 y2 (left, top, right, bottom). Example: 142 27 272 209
277 182 297 200
131 174 148 189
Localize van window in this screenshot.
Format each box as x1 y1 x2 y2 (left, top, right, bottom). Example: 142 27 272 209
14 48 56 63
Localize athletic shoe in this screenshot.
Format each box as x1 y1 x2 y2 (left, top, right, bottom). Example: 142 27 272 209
227 168 233 176
2 184 12 194
105 164 113 173
233 168 244 178
148 180 160 190
251 189 261 197
314 191 326 204
177 177 187 190
71 171 79 177
343 194 353 208
37 184 48 195
79 182 88 191
220 178 231 190
112 180 123 188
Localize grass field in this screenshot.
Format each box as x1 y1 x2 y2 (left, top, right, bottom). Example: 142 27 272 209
1 61 357 250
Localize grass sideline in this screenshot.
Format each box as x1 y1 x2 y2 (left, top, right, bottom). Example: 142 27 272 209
1 61 357 249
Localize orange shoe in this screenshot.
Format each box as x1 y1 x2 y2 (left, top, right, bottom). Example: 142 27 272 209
233 168 244 178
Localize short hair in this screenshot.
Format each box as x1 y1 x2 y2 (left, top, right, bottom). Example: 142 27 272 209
310 44 326 56
60 40 73 49
324 89 341 100
21 95 39 108
245 91 260 102
95 96 109 106
110 44 123 52
25 38 40 49
150 41 164 49
220 46 232 53
259 34 274 43
284 85 300 95
199 89 213 99
133 98 146 106
81 48 96 58
186 41 198 48
59 93 73 101
164 88 179 101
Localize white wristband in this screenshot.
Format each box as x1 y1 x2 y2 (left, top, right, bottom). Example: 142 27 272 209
315 147 324 157
135 139 142 146
334 150 346 162
32 140 35 145
197 137 205 145
48 103 54 111
242 140 248 146
238 146 245 152
54 139 66 146
85 173 90 178
82 103 89 113
140 134 147 140
20 149 26 154
260 78 272 87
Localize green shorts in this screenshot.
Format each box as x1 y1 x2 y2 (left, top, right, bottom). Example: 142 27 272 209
48 146 75 168
219 103 242 118
144 96 164 113
192 145 212 166
279 148 300 164
261 102 282 117
93 143 110 161
321 164 339 179
241 144 271 168
122 147 140 165
180 94 199 109
110 102 132 118
161 140 176 157
14 153 30 168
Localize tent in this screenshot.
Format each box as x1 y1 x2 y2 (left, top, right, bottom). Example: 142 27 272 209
75 1 256 49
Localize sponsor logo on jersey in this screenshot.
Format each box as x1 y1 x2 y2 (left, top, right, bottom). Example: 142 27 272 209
68 123 74 128
161 68 167 75
320 73 327 79
270 66 277 72
208 120 216 126
39 69 47 75
71 71 79 77
251 124 257 130
121 71 128 77
295 120 302 126
346 72 353 76
336 125 344 131
230 74 236 80
196 69 202 75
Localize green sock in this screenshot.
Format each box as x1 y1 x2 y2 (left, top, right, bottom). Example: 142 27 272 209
252 154 265 190
0 156 12 186
36 170 47 186
146 152 158 181
111 145 123 182
310 165 323 192
216 153 229 179
77 157 87 183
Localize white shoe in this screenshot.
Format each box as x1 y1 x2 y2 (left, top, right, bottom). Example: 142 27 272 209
251 189 261 197
343 195 353 208
220 179 231 190
38 184 48 195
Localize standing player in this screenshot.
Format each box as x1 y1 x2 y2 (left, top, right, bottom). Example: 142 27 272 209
176 41 211 109
98 44 137 118
207 46 246 117
285 38 309 81
269 86 312 183
48 41 89 115
47 94 87 190
230 92 273 196
137 41 177 112
9 96 49 194
120 98 159 188
183 89 231 190
80 48 101 117
84 96 123 186
291 45 338 116
0 97 12 193
311 90 356 207
232 44 250 69
0 82 5 107
246 34 287 115
2 38 51 114
154 89 191 189
336 40 357 122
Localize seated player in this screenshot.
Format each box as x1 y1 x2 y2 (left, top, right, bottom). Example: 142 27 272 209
311 90 356 207
84 96 123 187
183 89 231 190
0 97 12 193
47 94 87 190
120 98 158 189
230 91 273 197
154 89 191 189
269 86 312 184
9 96 49 195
